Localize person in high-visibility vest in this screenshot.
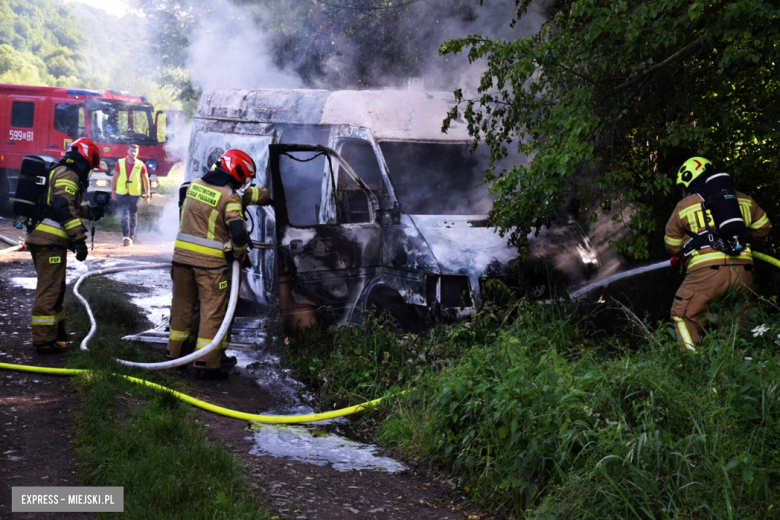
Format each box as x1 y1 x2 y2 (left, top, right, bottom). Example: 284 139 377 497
111 143 150 246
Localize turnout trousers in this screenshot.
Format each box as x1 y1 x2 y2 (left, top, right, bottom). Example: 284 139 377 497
671 264 753 350
167 264 230 369
29 245 68 347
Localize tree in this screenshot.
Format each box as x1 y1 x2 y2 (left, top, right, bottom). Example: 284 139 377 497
0 43 47 84
442 0 780 259
0 0 84 85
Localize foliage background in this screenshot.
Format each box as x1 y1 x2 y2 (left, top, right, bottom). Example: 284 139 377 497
443 0 780 261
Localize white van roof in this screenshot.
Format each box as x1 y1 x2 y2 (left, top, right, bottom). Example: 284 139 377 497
196 88 473 142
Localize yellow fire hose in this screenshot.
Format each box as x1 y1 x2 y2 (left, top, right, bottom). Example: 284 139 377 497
2 251 778 424
753 251 780 269
0 361 389 424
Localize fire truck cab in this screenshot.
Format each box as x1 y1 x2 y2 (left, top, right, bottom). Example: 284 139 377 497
0 83 181 212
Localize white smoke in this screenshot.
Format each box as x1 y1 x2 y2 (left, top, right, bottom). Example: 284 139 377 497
185 1 302 91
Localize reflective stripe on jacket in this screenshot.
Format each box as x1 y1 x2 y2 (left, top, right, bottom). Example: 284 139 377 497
172 178 245 268
664 190 772 272
26 164 88 248
116 158 144 196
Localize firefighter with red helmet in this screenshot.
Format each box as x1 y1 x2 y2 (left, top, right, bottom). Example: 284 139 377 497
665 157 772 350
27 137 103 354
167 149 261 379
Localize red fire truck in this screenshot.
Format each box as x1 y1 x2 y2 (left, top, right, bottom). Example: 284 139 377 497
0 83 182 212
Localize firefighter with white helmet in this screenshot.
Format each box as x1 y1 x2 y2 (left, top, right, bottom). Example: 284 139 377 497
664 156 772 350
167 149 264 379
26 137 102 354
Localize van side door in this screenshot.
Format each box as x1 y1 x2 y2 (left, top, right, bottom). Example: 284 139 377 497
269 144 382 332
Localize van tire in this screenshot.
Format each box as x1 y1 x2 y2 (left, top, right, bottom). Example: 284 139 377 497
365 286 424 333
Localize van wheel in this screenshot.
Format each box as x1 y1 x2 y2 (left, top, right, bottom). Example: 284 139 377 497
366 287 423 333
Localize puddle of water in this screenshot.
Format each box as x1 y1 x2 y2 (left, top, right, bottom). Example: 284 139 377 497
248 424 406 473
105 265 171 327
10 277 36 291
9 258 137 292
8 257 408 474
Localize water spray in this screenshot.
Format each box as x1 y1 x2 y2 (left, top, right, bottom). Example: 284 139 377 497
570 260 671 298
571 252 780 299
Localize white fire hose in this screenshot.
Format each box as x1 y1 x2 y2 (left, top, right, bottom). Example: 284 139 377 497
74 261 241 370
0 233 23 254
0 233 19 245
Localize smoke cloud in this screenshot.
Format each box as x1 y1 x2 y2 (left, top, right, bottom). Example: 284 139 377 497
185 1 302 91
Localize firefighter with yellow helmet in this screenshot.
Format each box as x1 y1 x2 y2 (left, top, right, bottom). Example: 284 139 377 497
664 157 772 350
167 149 263 379
26 138 103 354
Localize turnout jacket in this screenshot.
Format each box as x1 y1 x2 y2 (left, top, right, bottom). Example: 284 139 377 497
26 164 89 249
664 191 772 272
241 186 271 207
173 177 247 269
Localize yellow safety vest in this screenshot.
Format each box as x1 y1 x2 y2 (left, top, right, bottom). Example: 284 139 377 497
116 158 144 196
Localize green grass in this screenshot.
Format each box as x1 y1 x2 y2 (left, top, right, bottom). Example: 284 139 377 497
286 285 780 518
64 278 268 519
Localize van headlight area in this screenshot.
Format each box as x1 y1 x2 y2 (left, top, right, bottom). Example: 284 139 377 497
92 178 111 188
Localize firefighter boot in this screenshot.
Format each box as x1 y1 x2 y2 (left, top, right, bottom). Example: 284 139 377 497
193 366 229 380
220 353 238 368
36 340 68 355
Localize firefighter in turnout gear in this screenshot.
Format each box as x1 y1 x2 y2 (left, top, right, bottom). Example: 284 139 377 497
167 149 259 380
664 157 772 350
177 183 273 369
27 138 102 354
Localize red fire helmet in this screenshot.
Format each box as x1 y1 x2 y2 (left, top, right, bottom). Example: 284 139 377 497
71 137 101 170
218 149 256 183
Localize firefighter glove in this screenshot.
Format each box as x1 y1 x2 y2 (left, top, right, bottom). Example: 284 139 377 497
240 253 252 269
88 204 105 221
74 240 89 261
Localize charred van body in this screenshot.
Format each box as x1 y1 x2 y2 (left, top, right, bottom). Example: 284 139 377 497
188 88 600 332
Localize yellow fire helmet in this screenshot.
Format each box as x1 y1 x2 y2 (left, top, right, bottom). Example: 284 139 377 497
677 157 712 188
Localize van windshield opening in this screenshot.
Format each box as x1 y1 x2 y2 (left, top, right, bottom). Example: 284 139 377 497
86 100 157 145
379 142 494 215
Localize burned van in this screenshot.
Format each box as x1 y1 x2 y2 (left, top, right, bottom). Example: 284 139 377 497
188 88 599 331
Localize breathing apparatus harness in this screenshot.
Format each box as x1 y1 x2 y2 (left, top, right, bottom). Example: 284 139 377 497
177 172 255 266
13 152 108 252
680 171 748 263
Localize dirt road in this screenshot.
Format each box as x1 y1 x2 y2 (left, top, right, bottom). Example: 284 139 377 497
0 218 480 519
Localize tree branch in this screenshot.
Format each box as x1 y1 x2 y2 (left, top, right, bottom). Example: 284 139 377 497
612 36 705 94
